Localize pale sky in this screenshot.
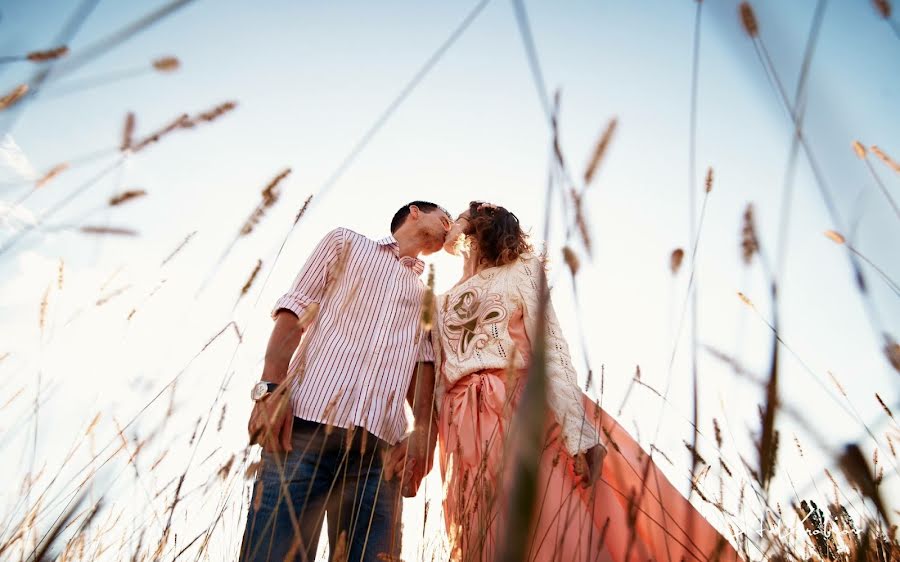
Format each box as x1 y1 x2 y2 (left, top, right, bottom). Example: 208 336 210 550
1 1 898 560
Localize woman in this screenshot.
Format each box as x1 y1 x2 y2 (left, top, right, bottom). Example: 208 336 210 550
430 201 742 562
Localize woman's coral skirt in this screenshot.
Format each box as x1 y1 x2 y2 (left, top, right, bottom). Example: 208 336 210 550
436 368 742 562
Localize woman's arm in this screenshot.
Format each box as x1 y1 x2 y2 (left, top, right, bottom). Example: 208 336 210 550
514 255 605 458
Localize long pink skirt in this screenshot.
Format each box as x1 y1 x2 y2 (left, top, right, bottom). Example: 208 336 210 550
437 368 743 562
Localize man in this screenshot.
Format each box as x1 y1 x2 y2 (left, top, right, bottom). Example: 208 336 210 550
239 201 451 562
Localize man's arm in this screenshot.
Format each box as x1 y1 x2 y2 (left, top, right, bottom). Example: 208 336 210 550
261 310 307 384
247 228 344 453
247 310 307 452
406 361 436 429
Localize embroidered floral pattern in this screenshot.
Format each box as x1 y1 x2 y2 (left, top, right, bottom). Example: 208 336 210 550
442 286 507 360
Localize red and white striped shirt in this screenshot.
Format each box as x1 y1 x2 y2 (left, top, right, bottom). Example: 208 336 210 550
272 227 434 445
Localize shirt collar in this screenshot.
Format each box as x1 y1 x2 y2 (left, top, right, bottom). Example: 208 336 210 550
377 235 425 276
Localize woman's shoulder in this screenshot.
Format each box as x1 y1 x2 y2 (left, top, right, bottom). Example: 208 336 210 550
505 252 547 276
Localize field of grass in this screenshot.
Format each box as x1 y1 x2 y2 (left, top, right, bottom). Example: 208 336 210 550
0 1 898 560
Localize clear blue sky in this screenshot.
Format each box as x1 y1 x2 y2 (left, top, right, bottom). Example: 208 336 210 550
1 1 898 559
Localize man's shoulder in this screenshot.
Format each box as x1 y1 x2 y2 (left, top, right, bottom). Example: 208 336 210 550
321 228 386 253
327 227 377 245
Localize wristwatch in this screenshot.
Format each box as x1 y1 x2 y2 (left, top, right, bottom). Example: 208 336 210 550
251 381 279 402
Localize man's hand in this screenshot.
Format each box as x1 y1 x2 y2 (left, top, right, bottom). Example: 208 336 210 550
573 443 606 488
383 421 438 497
248 385 294 453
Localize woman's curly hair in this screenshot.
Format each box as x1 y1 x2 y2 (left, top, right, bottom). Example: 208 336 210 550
464 201 533 267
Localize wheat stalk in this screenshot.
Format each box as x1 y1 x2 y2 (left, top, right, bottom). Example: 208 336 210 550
152 56 180 72
238 259 263 298
583 118 617 185
0 84 29 110
79 226 138 236
108 189 146 206
870 145 900 174
26 46 69 62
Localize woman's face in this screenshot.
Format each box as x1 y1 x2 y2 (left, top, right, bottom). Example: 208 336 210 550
443 209 471 255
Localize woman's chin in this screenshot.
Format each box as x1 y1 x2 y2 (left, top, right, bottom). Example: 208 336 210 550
442 242 459 255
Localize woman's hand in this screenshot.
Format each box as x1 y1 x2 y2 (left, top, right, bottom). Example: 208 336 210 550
573 443 606 488
383 422 438 497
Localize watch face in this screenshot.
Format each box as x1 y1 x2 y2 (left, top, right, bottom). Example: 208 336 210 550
251 382 269 401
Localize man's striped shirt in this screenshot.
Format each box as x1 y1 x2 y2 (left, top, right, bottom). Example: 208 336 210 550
272 227 433 445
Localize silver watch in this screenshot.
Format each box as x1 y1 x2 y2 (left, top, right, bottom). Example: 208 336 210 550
251 381 279 402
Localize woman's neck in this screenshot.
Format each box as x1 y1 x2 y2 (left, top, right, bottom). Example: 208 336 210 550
462 249 489 280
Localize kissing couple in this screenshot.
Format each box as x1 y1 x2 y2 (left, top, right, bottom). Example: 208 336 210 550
238 201 742 562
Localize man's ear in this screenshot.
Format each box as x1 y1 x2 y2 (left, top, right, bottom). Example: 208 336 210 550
408 205 420 220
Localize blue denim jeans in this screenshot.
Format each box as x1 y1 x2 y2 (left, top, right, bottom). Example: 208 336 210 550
239 418 402 562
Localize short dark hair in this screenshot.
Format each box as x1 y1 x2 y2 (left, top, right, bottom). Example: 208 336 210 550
390 201 447 233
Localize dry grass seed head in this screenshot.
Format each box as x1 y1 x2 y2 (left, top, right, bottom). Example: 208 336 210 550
194 101 237 123
741 203 759 265
80 226 138 237
26 45 69 62
322 391 344 435
244 460 262 479
873 0 892 18
152 56 180 72
875 393 894 420
838 443 890 524
670 248 684 275
739 2 759 37
684 440 708 466
420 264 436 330
824 230 846 244
121 112 136 152
294 194 313 225
562 246 580 276
109 189 146 206
240 169 290 236
262 168 291 204
240 260 263 297
583 118 618 185
218 455 234 480
884 337 900 374
84 413 102 437
39 284 50 332
217 404 227 432
870 145 900 173
0 84 29 110
793 434 805 458
36 163 69 188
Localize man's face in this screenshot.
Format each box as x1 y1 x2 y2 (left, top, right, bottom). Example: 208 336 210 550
442 209 470 255
417 207 452 254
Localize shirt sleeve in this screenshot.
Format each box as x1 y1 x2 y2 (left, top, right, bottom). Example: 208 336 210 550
514 255 604 456
271 228 345 320
417 329 435 362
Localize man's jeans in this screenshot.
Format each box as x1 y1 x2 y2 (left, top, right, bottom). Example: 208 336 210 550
239 418 402 562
